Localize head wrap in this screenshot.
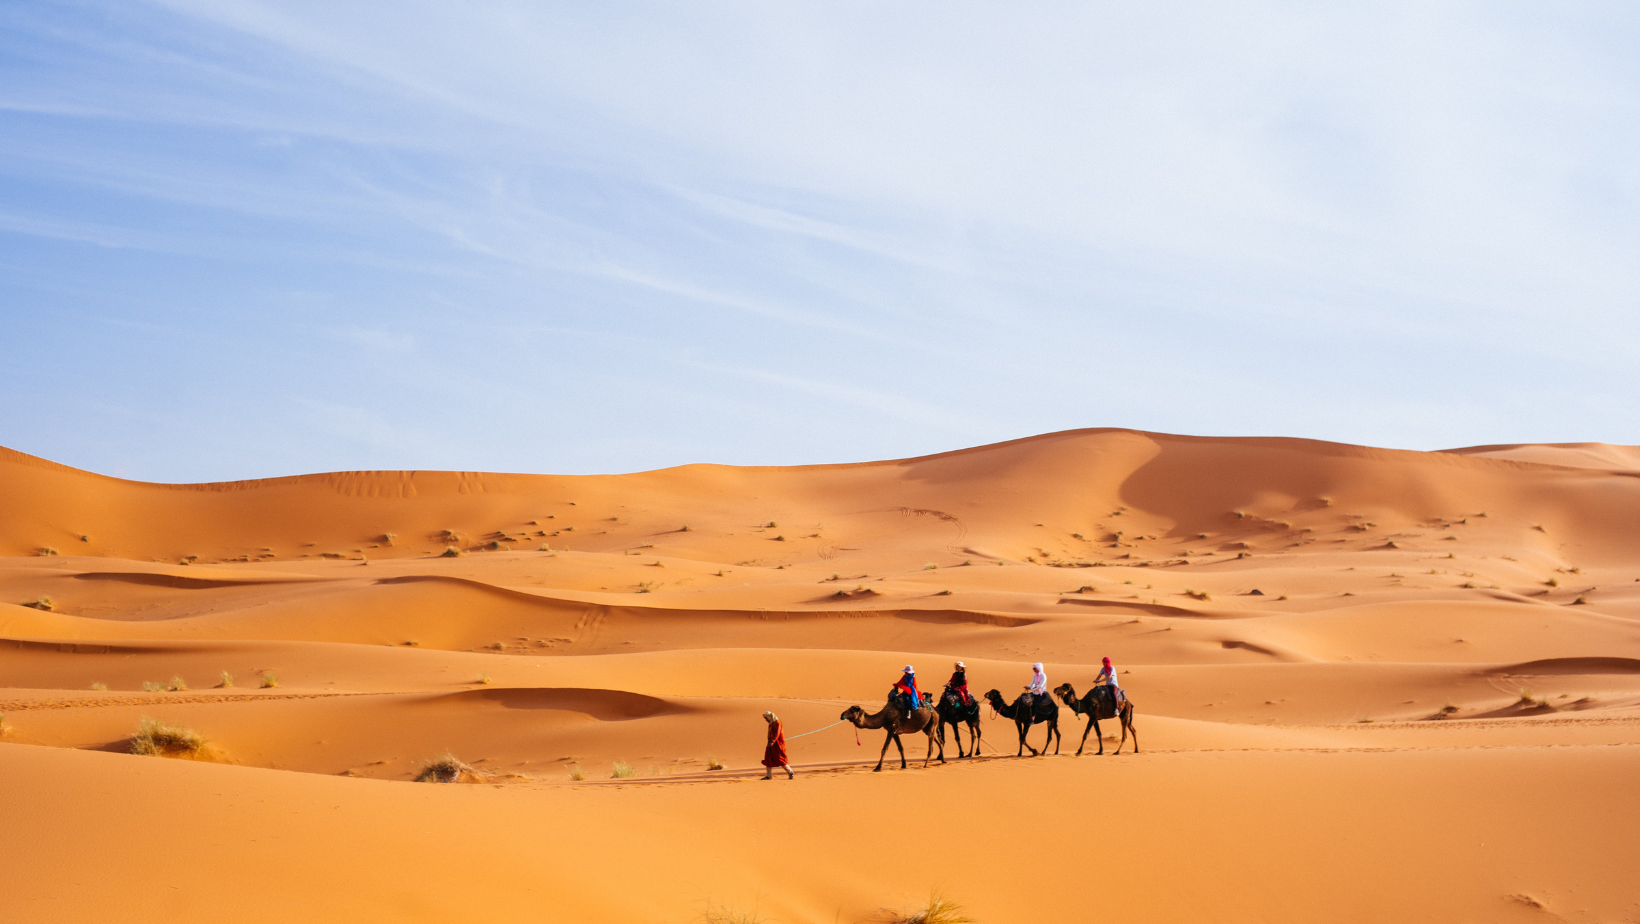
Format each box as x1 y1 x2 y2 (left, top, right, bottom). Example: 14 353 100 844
1102 657 1111 667
903 664 915 674
763 711 777 721
1032 662 1044 672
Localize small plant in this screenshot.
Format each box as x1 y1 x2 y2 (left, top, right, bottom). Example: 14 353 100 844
259 671 279 689
1573 595 1588 605
22 595 54 611
219 671 234 688
772 535 785 541
441 545 463 558
706 755 725 771
765 521 777 528
935 589 953 596
167 675 188 691
476 674 493 684
141 681 165 692
891 892 976 924
567 764 585 781
1545 577 1559 587
922 563 937 570
382 532 396 545
610 761 636 778
680 524 691 531
414 752 474 783
38 547 58 556
90 681 108 691
1184 588 1210 600
129 717 210 758
701 901 767 924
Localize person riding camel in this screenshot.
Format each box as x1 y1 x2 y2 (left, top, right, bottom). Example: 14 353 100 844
1095 656 1125 707
1025 661 1048 706
946 661 973 706
892 664 922 714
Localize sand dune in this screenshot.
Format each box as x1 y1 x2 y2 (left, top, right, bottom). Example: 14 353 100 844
4 428 1639 923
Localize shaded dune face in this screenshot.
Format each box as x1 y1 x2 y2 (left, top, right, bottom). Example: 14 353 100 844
3 429 1640 923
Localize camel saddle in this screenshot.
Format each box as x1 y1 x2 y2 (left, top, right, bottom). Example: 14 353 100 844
1092 685 1123 720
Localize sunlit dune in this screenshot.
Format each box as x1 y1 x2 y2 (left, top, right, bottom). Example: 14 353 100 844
4 429 1639 923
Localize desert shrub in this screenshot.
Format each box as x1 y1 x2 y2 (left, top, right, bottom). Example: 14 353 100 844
141 680 165 692
705 755 725 771
259 671 279 689
166 676 188 692
414 752 474 783
89 681 108 691
219 671 234 688
567 764 585 781
891 893 976 924
129 717 209 757
441 545 463 558
610 761 635 778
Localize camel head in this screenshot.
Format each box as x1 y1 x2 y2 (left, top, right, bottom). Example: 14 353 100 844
840 705 865 725
1052 682 1075 700
983 689 1006 715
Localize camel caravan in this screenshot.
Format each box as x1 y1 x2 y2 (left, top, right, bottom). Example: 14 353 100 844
840 660 1139 772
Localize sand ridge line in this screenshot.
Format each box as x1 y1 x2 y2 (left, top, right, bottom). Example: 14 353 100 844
0 690 384 712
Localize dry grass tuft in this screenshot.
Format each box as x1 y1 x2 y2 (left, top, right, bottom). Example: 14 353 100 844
700 901 767 924
475 673 493 685
1184 588 1210 600
90 681 108 691
141 680 165 692
890 893 976 924
259 670 280 689
706 755 726 771
610 760 636 778
414 752 479 783
130 717 214 758
566 763 585 781
441 545 463 558
22 595 54 611
219 670 234 688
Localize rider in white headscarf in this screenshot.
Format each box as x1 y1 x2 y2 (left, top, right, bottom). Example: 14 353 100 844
1027 662 1048 695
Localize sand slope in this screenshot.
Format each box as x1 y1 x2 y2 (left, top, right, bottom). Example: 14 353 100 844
3 429 1639 923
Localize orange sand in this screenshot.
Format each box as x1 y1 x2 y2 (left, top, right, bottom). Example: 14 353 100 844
2 429 1638 923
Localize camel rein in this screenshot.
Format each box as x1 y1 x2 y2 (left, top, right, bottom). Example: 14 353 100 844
784 719 859 745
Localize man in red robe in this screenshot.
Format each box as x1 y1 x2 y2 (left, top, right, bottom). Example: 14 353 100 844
761 711 793 779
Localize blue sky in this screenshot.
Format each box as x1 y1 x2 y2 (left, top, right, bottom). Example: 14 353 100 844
2 2 1638 482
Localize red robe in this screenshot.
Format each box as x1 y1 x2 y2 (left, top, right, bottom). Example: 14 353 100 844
762 719 789 768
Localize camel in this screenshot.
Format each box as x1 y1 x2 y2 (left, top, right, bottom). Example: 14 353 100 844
841 695 945 772
934 687 983 758
1053 682 1138 755
983 689 1061 757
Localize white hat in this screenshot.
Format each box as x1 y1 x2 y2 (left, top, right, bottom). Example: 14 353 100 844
956 661 966 668
762 711 777 720
903 664 915 673
1032 662 1044 670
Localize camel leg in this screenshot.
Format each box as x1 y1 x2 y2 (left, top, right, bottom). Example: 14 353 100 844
874 730 894 772
1076 715 1095 757
1019 721 1038 757
893 732 908 769
969 720 981 757
1122 707 1137 754
1048 719 1061 755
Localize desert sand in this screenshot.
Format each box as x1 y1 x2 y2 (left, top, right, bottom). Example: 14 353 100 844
2 428 1638 923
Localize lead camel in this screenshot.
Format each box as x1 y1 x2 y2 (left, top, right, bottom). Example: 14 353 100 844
840 696 945 772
